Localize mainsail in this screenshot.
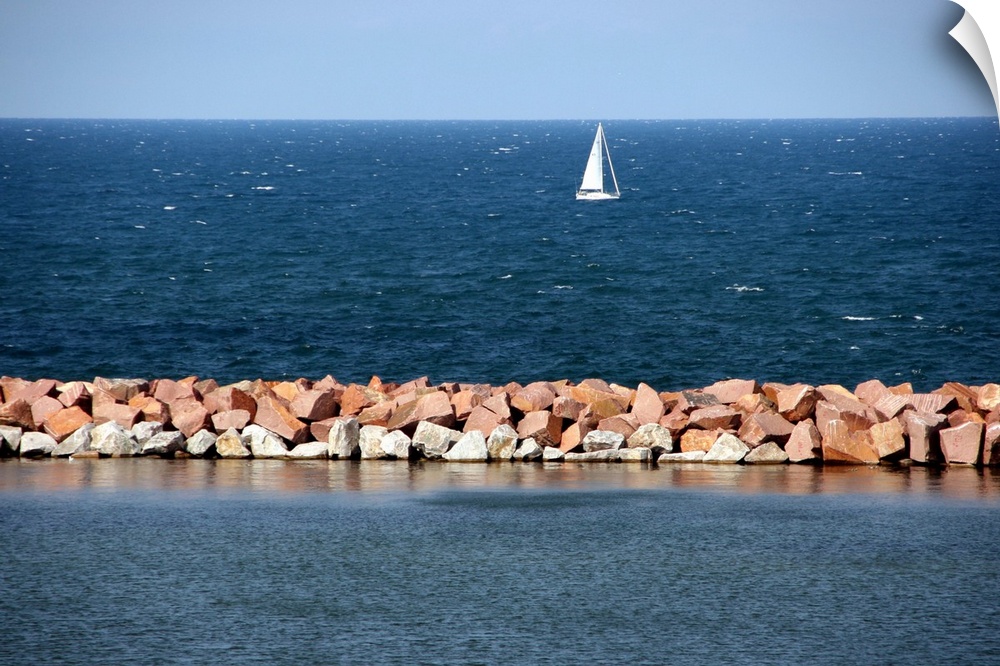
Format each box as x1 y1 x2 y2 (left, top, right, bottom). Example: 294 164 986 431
576 123 620 200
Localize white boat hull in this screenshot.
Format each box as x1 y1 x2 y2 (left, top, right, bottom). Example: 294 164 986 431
576 190 620 201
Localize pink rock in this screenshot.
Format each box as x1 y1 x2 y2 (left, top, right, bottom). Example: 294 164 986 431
10 378 59 405
57 381 92 408
776 384 816 423
211 409 252 432
597 413 640 439
516 410 562 448
253 395 308 443
814 399 875 435
738 412 794 447
43 406 93 442
357 402 393 427
387 390 455 432
936 382 979 413
902 411 948 464
0 376 29 402
688 404 741 431
451 389 485 421
659 409 689 439
290 389 338 422
984 423 1000 466
552 395 587 421
510 382 556 414
907 393 957 414
271 380 307 403
854 379 890 408
821 419 879 464
785 420 822 463
309 417 340 443
170 399 212 438
733 393 777 415
91 377 148 402
203 387 258 418
129 395 170 424
568 384 630 420
30 395 64 428
93 401 141 429
680 429 720 453
940 421 983 465
703 378 760 405
631 382 666 425
481 393 513 421
153 378 197 405
463 405 507 438
340 383 389 416
872 393 909 421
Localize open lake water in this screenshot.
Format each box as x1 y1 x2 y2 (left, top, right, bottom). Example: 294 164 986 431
2 118 999 663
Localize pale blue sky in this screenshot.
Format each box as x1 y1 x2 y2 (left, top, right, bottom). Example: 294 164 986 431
0 0 992 119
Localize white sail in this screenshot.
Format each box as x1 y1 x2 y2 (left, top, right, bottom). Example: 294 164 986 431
576 123 620 200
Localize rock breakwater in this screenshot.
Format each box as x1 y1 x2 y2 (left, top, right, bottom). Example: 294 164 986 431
1 375 998 467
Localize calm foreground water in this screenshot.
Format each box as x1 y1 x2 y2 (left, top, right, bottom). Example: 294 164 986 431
3 459 1000 665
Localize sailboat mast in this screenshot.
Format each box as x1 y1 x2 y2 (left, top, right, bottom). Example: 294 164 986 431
601 125 620 196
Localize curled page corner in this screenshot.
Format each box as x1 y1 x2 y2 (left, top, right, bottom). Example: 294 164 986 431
949 0 1000 118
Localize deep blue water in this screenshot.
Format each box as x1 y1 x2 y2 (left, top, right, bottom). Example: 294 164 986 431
2 118 999 389
2 460 1000 665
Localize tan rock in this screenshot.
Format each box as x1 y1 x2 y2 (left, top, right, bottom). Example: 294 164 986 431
357 401 394 427
516 410 561 448
888 382 914 396
977 384 1000 412
902 411 948 464
776 384 816 423
940 421 983 465
816 384 858 402
128 395 170 424
271 380 308 404
631 382 665 425
785 420 822 463
821 418 878 464
568 384 630 420
170 399 212 438
152 378 196 405
511 382 556 413
679 428 720 453
211 409 252 432
451 389 485 421
92 377 148 402
869 418 906 460
253 395 308 443
738 412 794 447
733 392 777 415
463 405 510 438
560 420 592 453
340 383 389 416
42 406 93 442
935 382 979 413
688 404 741 431
0 376 29 402
907 393 956 414
872 393 910 421
854 379 890 408
215 428 251 458
203 387 258 418
30 396 64 427
703 378 759 405
814 398 875 434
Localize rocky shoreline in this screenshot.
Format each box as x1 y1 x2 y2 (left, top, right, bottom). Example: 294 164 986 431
1 375 998 466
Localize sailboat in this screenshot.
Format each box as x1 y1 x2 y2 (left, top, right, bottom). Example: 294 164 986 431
576 122 620 200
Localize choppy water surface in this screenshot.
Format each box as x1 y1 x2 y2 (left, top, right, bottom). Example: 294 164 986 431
2 118 999 389
2 460 1000 665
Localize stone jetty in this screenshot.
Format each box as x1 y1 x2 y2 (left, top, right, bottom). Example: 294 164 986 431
1 375 999 467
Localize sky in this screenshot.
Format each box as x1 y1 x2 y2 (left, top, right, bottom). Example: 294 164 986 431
0 0 993 120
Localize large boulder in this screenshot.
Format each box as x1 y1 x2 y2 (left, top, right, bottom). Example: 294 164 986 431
287 441 328 459
214 429 249 458
940 421 983 465
487 424 519 461
516 410 561 448
902 411 947 464
443 431 488 462
785 420 822 463
631 382 666 425
513 437 543 461
141 431 185 456
703 433 750 463
738 412 794 447
359 425 389 459
869 418 906 460
580 430 625 452
511 382 557 413
185 429 218 457
658 450 707 463
42 406 93 443
289 389 338 422
52 423 95 457
328 417 361 459
90 421 139 456
744 441 789 464
821 419 878 464
380 430 413 460
386 391 455 432
254 395 308 444
0 425 22 456
627 423 673 454
411 421 460 459
688 404 741 431
19 432 58 458
245 424 289 458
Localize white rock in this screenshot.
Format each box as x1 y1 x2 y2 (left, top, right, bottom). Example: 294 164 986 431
565 449 619 462
91 421 139 456
185 429 218 457
52 423 94 457
19 432 57 457
703 433 750 463
744 441 789 464
513 437 543 461
542 446 564 462
245 424 289 458
287 441 329 459
131 421 163 446
141 431 185 456
443 430 488 462
581 430 625 452
411 421 459 458
381 430 412 460
658 451 707 463
619 447 652 463
0 425 22 455
328 417 360 459
359 425 389 460
627 423 673 453
487 424 519 461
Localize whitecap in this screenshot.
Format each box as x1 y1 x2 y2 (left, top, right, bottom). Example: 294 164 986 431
842 316 875 321
726 284 764 292
553 285 573 290
163 205 176 210
133 225 146 229
499 274 512 279
253 186 275 191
